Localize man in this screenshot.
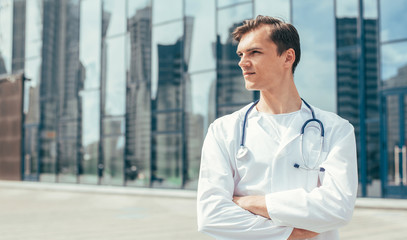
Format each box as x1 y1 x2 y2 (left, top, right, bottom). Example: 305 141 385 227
197 15 358 240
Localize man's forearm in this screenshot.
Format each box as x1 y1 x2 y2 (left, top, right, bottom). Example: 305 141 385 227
232 196 270 219
233 195 319 240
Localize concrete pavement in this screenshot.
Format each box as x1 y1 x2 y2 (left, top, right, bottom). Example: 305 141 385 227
0 181 406 240
0 181 209 240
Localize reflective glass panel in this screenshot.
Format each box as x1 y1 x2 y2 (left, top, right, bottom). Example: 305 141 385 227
217 3 252 43
23 58 41 117
102 135 125 186
151 21 183 101
151 19 184 189
58 138 78 183
39 0 62 181
59 121 78 139
366 120 381 197
25 0 43 59
127 0 151 17
380 0 407 42
185 0 216 72
58 0 81 184
81 91 101 145
364 15 379 120
156 112 182 132
365 12 380 196
152 0 182 24
381 42 407 88
127 4 151 78
39 139 58 183
254 0 290 22
80 0 101 90
384 94 407 189
24 124 39 176
184 71 216 189
363 0 377 19
125 0 152 187
80 90 100 184
0 0 13 74
79 0 101 184
336 16 358 124
386 95 399 185
336 0 358 17
105 35 126 116
103 0 126 37
11 0 25 72
405 95 407 184
23 58 42 179
217 4 254 117
103 117 125 135
102 35 126 185
151 134 183 188
124 90 151 187
217 0 250 8
293 0 335 112
188 71 216 129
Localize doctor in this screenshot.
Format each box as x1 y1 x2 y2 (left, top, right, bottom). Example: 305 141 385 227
197 15 358 240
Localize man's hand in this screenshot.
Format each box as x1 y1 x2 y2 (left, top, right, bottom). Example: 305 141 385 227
233 196 320 239
288 228 319 240
232 195 270 219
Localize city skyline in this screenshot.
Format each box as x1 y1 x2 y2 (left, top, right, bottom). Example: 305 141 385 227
0 0 407 198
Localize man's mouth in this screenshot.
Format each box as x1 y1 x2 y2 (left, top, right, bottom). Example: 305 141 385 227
243 71 255 76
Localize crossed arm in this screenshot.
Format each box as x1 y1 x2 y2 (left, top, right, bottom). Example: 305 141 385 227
233 196 319 240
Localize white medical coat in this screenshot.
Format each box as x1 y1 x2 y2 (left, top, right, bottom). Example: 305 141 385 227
197 102 358 240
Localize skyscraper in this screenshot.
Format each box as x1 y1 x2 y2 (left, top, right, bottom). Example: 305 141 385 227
216 23 255 118
126 6 152 186
336 17 380 187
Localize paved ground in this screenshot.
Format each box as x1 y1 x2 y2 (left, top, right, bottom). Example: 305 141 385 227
1 181 407 240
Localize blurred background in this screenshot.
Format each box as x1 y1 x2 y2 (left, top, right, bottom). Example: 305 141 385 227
0 0 406 199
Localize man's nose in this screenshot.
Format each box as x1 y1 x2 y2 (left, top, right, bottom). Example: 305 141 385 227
238 56 250 68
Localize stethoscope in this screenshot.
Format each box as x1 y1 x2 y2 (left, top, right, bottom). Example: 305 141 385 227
237 98 326 172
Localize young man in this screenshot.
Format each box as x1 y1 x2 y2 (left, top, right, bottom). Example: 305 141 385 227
197 16 358 240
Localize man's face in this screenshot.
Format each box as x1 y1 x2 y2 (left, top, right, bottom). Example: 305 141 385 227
236 25 288 91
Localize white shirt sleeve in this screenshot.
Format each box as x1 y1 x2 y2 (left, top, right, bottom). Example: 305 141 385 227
265 122 358 233
197 124 293 240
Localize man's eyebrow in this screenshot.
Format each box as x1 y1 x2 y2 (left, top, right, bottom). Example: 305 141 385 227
236 47 263 54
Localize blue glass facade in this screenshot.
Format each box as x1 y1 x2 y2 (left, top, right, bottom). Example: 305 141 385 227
379 0 407 198
0 0 406 198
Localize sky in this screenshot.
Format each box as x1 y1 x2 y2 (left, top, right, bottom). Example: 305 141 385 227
80 0 102 146
293 0 336 112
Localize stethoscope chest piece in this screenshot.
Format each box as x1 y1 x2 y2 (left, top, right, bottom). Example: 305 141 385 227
236 146 250 160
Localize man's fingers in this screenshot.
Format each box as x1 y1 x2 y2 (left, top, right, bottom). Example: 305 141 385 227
288 228 319 240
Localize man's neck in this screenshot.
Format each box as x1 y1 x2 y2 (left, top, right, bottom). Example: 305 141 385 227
257 83 301 114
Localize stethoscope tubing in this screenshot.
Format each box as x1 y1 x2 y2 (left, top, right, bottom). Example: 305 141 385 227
240 98 325 172
240 99 259 147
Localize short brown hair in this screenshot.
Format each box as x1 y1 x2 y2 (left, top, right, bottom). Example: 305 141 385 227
232 15 301 73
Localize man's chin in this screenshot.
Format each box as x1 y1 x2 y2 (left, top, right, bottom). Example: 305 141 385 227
244 82 259 91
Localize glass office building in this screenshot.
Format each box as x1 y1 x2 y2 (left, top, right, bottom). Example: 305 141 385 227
0 0 406 198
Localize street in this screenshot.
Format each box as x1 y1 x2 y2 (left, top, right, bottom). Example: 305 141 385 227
0 181 406 240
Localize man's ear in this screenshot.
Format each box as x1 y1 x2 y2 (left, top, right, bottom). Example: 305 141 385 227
284 48 295 68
